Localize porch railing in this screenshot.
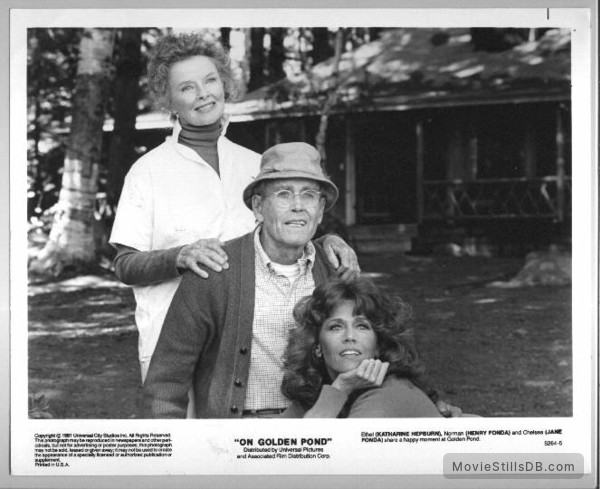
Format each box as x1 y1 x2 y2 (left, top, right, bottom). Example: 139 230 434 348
420 176 572 221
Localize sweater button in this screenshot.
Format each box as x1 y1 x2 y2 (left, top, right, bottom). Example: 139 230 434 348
239 347 248 354
230 405 238 414
234 379 243 387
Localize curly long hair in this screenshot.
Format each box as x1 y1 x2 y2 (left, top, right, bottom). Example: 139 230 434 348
147 32 237 112
281 278 436 411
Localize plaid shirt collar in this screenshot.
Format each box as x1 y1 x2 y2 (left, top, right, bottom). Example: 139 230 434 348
253 225 315 276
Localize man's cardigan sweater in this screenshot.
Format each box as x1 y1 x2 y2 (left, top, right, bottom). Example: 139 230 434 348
143 231 334 418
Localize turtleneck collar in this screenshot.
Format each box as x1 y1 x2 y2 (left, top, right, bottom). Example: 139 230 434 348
178 118 222 145
176 118 222 175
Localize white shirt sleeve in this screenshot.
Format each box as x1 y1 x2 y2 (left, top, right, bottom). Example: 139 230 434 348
109 162 154 252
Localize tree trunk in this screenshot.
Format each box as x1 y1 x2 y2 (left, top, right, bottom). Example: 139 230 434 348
220 27 231 50
236 28 251 99
30 28 115 276
107 28 143 209
248 28 266 92
368 28 384 41
267 27 286 83
27 31 42 217
315 28 344 169
310 27 333 66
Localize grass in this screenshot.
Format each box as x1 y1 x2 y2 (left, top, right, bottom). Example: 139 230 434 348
28 254 572 418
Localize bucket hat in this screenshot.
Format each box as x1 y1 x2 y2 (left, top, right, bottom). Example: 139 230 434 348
243 142 339 212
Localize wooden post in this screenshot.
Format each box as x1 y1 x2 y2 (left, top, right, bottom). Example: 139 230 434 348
344 118 356 225
555 105 566 222
468 116 478 180
446 121 462 218
264 122 271 150
524 120 537 178
416 120 424 223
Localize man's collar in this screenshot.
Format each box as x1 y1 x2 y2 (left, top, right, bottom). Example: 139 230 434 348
253 226 315 274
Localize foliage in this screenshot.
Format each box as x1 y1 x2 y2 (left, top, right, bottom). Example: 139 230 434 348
28 28 118 276
27 29 80 126
26 27 562 271
29 393 53 419
27 29 80 225
255 28 570 116
28 27 558 230
27 28 165 233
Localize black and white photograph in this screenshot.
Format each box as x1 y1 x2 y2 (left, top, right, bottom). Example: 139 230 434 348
6 4 597 489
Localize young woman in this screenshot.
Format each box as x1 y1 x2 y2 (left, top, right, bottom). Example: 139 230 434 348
281 278 443 418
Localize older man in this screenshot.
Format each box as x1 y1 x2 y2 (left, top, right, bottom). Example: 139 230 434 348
144 142 339 418
144 142 461 419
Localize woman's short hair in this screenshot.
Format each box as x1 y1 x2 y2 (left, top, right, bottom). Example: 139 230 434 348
147 32 237 112
281 278 433 410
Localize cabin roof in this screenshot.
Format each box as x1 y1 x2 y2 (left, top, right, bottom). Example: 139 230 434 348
228 27 570 120
108 27 570 131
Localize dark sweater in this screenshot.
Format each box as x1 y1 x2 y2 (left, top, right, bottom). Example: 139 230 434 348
143 231 335 418
281 377 443 418
112 236 333 286
178 118 220 175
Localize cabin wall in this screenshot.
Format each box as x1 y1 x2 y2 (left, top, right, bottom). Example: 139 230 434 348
128 100 571 254
350 112 418 225
416 102 572 254
421 103 572 183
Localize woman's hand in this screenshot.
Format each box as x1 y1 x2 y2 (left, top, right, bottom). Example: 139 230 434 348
176 239 229 278
436 400 463 417
322 234 360 280
331 359 389 396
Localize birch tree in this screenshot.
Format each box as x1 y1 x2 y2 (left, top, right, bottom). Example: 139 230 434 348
30 28 115 276
315 28 345 167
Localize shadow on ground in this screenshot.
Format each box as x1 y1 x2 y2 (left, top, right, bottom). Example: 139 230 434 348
28 254 572 418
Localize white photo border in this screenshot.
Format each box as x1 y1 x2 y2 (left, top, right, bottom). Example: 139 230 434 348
4 2 598 489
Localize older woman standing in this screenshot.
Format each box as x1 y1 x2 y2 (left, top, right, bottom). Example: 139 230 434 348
110 33 358 382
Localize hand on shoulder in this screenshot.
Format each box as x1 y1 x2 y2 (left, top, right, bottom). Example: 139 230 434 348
176 238 229 278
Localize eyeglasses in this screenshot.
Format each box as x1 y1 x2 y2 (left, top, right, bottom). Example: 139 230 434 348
264 189 323 208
